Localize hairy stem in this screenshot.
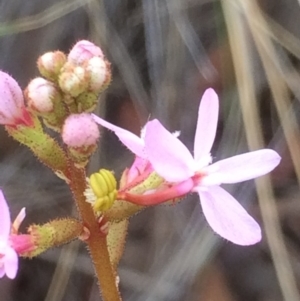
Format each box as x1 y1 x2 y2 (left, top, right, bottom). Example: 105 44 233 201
67 162 121 301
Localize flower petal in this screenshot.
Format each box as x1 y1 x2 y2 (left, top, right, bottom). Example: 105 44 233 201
194 88 219 161
0 190 11 239
127 157 152 183
197 186 261 245
0 71 25 123
4 247 18 279
205 149 281 185
92 114 145 158
145 119 195 182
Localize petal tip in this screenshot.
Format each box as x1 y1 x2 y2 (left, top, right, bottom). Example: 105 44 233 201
202 88 218 102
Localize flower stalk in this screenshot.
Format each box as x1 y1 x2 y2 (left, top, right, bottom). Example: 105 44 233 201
66 158 121 301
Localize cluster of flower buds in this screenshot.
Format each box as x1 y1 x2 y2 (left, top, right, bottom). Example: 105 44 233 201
0 40 111 131
37 40 111 116
36 40 110 165
0 40 111 174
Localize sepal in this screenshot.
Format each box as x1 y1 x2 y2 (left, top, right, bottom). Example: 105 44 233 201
107 220 128 269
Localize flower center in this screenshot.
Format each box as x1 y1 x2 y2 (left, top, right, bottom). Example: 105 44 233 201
194 153 212 171
192 171 207 187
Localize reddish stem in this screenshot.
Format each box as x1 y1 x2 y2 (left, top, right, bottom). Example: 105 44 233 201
67 162 121 301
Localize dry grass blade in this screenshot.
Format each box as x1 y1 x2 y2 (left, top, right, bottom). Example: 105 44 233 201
221 1 300 300
0 0 91 36
44 242 80 301
258 13 300 61
84 0 149 120
242 1 300 186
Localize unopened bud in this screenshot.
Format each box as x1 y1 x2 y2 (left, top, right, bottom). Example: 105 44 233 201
68 40 103 65
59 63 89 97
0 71 33 127
25 77 67 131
37 51 66 81
62 113 99 148
26 77 60 113
62 113 100 167
23 218 83 258
86 57 111 93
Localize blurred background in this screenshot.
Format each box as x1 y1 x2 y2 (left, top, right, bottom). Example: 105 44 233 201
0 0 300 300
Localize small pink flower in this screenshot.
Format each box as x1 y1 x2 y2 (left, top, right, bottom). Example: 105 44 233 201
0 71 32 126
144 89 281 245
68 40 103 65
62 113 100 148
0 190 19 279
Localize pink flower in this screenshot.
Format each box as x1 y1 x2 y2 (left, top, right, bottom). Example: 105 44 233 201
143 88 281 245
0 71 32 126
0 190 19 279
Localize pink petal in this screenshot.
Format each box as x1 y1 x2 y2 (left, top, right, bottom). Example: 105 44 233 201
197 186 261 245
127 157 151 183
0 71 24 123
205 149 281 185
144 119 195 182
194 88 219 161
4 247 18 279
0 190 11 239
92 114 145 158
68 40 103 65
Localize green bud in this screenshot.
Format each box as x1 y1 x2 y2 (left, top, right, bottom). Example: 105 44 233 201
23 218 83 257
6 115 69 181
